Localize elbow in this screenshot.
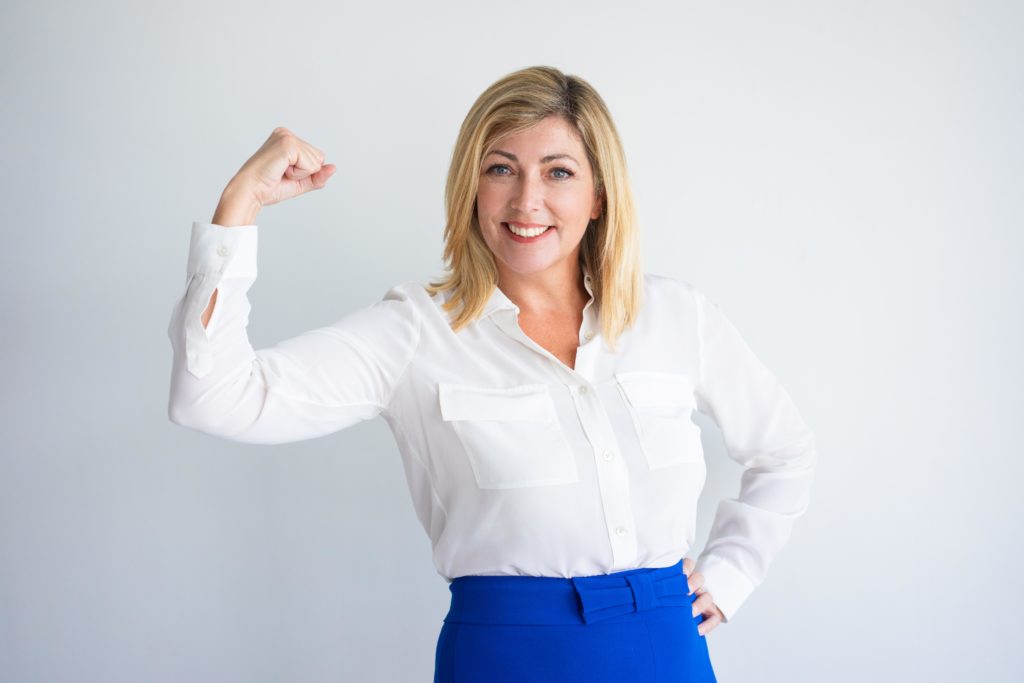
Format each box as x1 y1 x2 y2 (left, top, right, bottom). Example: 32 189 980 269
784 431 818 479
167 397 202 432
167 390 220 435
166 391 268 444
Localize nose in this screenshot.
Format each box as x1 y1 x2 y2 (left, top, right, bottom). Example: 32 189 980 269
509 170 545 215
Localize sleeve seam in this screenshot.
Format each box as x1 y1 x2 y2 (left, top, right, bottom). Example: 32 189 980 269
382 292 424 411
385 411 449 520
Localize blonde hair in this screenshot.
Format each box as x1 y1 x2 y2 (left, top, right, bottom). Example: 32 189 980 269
425 65 643 351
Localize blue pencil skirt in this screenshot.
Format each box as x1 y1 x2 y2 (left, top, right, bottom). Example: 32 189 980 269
433 558 717 682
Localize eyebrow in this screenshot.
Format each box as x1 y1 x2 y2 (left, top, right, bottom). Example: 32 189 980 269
485 149 580 165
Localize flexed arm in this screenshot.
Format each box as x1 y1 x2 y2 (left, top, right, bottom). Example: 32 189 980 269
167 128 420 445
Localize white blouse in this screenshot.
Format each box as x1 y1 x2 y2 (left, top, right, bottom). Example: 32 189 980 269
167 221 817 623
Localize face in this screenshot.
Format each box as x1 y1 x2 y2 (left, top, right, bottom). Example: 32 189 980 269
476 115 602 282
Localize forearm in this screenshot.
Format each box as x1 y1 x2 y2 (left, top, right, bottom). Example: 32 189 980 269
201 187 262 329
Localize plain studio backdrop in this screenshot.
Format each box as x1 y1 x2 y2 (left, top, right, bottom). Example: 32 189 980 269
1 1 1021 681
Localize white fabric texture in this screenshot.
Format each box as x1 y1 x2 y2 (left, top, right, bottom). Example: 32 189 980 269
167 220 817 623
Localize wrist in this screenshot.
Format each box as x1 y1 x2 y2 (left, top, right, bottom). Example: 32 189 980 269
213 181 262 227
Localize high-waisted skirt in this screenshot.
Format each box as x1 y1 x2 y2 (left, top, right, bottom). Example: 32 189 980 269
433 558 718 682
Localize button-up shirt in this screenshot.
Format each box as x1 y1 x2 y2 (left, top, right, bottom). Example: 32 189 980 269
167 221 817 623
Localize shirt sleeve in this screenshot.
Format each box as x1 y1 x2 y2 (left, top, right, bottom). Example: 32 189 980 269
690 287 818 623
166 221 422 445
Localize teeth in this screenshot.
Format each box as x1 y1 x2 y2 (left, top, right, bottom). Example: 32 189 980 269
506 223 551 237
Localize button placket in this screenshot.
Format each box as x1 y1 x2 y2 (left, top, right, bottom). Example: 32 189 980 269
491 306 637 566
568 381 638 570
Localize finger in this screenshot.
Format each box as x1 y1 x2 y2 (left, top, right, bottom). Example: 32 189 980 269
691 591 711 617
697 610 723 637
682 557 695 576
303 142 326 170
294 164 336 195
310 145 325 165
283 145 325 181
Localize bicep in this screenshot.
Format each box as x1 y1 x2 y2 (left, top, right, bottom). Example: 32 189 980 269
169 280 421 445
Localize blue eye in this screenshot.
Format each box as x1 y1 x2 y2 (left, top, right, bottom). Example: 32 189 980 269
483 164 575 180
486 164 511 176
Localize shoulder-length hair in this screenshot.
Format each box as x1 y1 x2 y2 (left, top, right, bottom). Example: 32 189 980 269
425 65 643 352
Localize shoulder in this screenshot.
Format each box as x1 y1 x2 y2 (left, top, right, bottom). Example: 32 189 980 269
377 280 432 307
641 271 705 307
380 280 449 317
333 281 429 344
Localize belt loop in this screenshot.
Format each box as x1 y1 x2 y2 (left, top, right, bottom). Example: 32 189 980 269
626 573 656 613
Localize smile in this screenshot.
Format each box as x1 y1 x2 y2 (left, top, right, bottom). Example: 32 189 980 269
503 222 554 241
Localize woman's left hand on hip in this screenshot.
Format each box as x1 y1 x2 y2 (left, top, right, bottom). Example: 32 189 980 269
682 557 726 636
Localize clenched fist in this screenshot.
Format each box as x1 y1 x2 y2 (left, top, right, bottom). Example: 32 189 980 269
213 126 337 226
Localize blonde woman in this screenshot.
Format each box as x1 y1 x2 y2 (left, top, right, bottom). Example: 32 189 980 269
168 65 817 681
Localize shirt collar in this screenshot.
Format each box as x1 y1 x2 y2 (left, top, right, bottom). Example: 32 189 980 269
481 263 595 319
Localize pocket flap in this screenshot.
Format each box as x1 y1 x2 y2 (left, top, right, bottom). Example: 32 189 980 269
438 383 554 422
614 371 696 408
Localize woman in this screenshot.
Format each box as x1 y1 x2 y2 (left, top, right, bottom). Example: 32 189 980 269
168 65 817 681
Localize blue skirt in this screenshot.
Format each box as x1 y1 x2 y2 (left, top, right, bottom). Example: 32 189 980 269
434 558 717 682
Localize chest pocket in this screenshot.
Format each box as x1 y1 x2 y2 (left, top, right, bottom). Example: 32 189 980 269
614 371 704 469
438 383 579 490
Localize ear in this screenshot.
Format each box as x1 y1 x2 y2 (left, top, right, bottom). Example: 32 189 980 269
591 192 604 221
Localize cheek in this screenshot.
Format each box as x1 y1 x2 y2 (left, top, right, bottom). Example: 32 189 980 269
552 191 596 222
475 184 504 215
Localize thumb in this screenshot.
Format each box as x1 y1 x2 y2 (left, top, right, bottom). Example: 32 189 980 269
314 163 336 183
301 163 336 193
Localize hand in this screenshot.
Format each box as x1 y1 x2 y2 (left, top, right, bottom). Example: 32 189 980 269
214 126 337 225
682 557 726 636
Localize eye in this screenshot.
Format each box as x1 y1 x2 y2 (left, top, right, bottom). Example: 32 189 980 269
485 163 511 176
551 167 575 180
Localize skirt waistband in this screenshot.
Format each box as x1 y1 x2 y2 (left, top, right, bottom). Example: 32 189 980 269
443 559 693 626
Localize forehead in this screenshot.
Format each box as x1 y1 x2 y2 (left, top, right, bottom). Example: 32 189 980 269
488 116 586 156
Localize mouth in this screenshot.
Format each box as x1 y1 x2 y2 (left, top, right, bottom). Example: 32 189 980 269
503 222 555 241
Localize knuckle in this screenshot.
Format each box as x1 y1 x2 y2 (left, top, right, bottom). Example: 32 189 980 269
275 129 297 147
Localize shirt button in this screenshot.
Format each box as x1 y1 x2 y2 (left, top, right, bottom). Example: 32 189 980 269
578 385 589 396
583 330 594 340
602 449 615 462
216 245 229 257
615 526 628 537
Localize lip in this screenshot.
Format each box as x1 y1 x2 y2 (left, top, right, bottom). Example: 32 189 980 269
505 221 552 229
502 221 555 243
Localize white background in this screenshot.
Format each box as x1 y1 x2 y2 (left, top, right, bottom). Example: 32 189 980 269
1 0 1020 680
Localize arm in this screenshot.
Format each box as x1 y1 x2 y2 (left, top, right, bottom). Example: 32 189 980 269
691 287 818 623
196 186 262 328
166 221 421 445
